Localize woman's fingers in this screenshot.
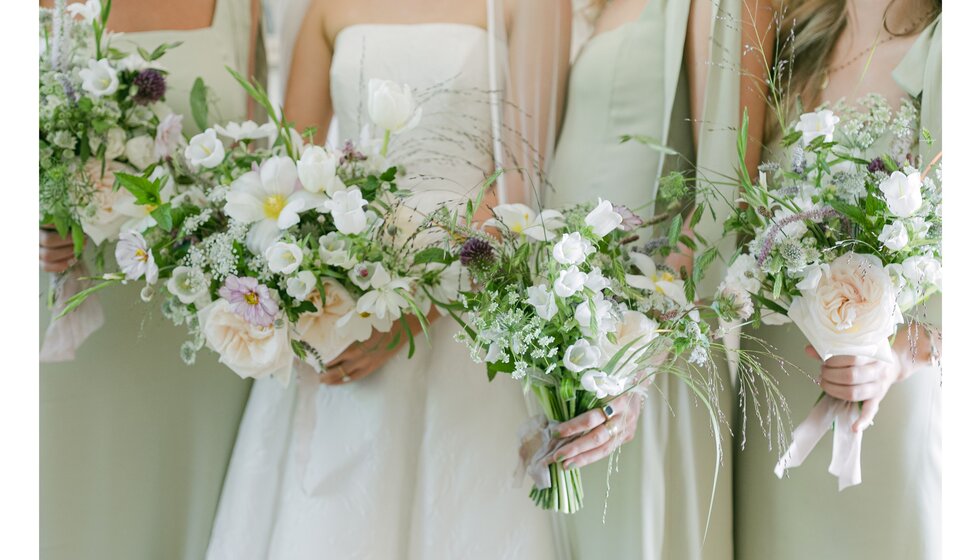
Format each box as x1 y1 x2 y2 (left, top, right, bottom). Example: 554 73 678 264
853 396 882 432
552 421 615 465
40 245 76 264
40 258 74 273
804 345 821 361
562 433 621 469
39 229 73 248
820 378 882 402
823 354 876 368
554 408 607 439
821 363 881 385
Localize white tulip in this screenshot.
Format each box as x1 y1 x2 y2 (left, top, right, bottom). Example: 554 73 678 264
554 267 588 298
367 79 422 133
585 198 624 237
79 59 118 97
878 222 910 251
298 145 345 194
553 232 595 266
286 270 318 300
184 129 226 169
322 187 369 235
125 134 157 170
795 109 839 144
265 241 304 274
879 170 923 217
526 285 558 321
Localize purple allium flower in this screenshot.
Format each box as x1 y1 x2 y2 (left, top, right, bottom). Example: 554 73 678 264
867 157 886 174
219 275 279 327
133 69 166 105
614 205 644 231
340 140 367 164
459 237 495 269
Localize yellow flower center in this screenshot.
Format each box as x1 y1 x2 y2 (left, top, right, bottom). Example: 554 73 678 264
651 271 675 295
359 311 372 318
134 248 148 263
244 292 259 306
263 195 287 220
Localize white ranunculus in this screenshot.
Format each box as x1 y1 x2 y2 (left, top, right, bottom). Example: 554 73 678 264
184 129 226 169
625 252 687 305
198 299 293 385
584 268 610 293
298 145 345 194
585 198 624 237
79 58 118 97
215 120 277 142
104 127 127 160
600 310 662 376
125 134 157 170
526 285 558 321
167 266 210 306
485 204 565 241
878 170 923 218
79 159 142 245
367 79 422 133
563 339 602 373
554 267 588 298
795 109 839 144
787 252 903 362
66 0 101 23
224 156 324 253
155 113 184 158
322 187 369 235
552 232 595 266
115 230 158 284
901 255 942 291
286 270 317 301
580 369 627 399
265 241 304 274
294 279 358 363
575 296 618 337
318 232 356 269
878 222 910 251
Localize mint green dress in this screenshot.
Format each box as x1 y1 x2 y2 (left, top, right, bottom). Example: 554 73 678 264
40 1 261 558
545 1 734 557
733 18 942 560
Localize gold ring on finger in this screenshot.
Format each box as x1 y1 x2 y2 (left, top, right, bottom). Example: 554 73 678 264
600 404 615 421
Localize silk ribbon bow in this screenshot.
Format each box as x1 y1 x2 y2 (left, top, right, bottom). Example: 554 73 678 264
514 414 570 490
40 265 105 362
774 394 863 490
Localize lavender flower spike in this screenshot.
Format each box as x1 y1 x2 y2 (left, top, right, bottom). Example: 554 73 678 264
757 206 840 266
219 275 279 327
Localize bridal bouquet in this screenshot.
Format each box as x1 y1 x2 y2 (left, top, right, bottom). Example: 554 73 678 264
63 74 461 384
715 102 942 488
437 198 721 513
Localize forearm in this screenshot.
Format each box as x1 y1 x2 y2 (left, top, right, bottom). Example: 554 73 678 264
892 322 942 382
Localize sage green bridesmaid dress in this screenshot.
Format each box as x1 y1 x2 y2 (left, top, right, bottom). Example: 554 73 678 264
40 1 262 558
545 1 734 557
733 17 942 560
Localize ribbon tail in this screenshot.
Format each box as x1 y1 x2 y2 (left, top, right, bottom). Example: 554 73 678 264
774 396 838 478
40 266 105 362
514 414 564 490
828 403 863 490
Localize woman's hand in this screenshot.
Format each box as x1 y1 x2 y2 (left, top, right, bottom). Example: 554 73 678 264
39 227 78 273
319 311 438 386
549 390 646 470
806 345 904 433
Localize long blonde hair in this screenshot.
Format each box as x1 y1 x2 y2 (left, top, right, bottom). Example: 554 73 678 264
766 0 941 142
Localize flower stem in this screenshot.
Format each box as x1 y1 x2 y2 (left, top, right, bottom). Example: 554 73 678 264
380 129 391 157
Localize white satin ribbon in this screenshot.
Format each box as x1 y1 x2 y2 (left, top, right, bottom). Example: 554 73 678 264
774 395 863 490
514 414 569 490
40 265 105 362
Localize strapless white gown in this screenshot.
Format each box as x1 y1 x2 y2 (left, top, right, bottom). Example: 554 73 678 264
206 24 559 560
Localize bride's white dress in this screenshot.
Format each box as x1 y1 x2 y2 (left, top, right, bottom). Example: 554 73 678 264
206 24 558 560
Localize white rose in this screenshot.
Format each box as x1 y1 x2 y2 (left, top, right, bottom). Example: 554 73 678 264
879 170 923 218
878 222 910 251
787 252 903 362
167 266 211 306
79 58 119 98
367 79 422 133
580 369 627 399
125 134 157 170
294 279 359 364
298 145 345 194
526 285 558 321
184 129 226 169
79 159 141 245
318 233 356 269
585 198 624 237
198 299 293 385
599 311 661 376
322 187 369 235
563 339 602 373
286 270 317 301
901 255 942 291
795 109 839 144
554 267 588 298
575 296 618 337
552 232 595 266
265 242 304 274
104 127 127 160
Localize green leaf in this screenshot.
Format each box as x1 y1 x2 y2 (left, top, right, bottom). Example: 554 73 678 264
689 204 705 230
150 203 173 232
693 246 718 284
149 41 182 61
667 214 683 247
413 247 454 265
71 224 86 257
57 279 118 319
620 135 680 156
829 200 869 228
115 173 161 206
137 46 152 62
399 315 417 359
772 271 784 300
190 78 209 131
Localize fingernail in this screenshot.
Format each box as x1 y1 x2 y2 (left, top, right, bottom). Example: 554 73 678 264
554 454 564 463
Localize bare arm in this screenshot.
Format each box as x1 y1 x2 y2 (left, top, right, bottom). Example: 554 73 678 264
740 0 776 181
283 0 333 144
686 0 712 149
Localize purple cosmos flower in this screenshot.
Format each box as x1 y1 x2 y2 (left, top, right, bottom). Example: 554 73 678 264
219 275 279 327
133 69 167 105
